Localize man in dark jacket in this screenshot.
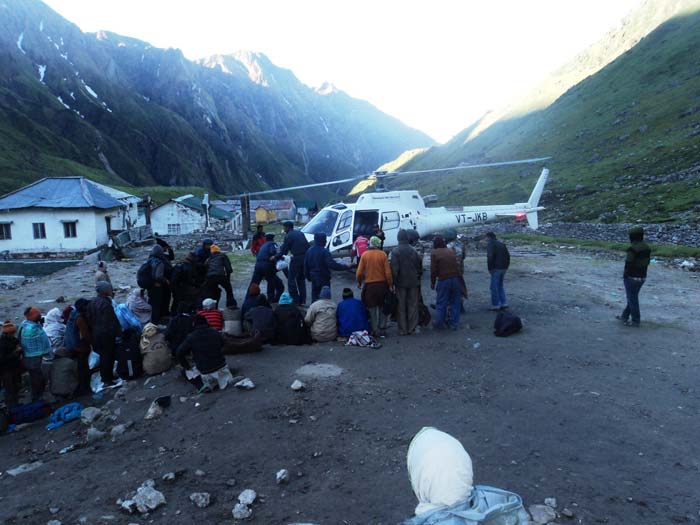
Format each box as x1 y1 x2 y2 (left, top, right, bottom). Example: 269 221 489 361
194 239 213 285
204 245 237 308
485 232 510 311
86 281 122 385
251 233 285 303
176 315 226 375
431 236 462 330
390 229 423 335
618 226 651 327
304 233 350 302
273 292 310 345
146 244 172 323
170 252 198 312
165 302 196 356
279 221 310 305
244 294 276 342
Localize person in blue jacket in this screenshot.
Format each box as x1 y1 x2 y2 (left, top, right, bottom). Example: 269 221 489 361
251 233 285 303
336 288 369 337
278 221 310 305
304 233 351 303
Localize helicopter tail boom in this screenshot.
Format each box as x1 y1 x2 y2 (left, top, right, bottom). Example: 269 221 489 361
527 168 549 209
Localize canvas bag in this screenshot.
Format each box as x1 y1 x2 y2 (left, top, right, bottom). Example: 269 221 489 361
49 357 78 397
493 311 523 337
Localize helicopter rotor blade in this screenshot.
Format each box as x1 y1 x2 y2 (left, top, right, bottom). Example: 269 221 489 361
227 174 368 198
386 156 552 177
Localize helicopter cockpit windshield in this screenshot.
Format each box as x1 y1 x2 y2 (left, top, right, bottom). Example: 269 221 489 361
301 209 338 237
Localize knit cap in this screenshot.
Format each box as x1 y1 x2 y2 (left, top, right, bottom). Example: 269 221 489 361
2 320 16 334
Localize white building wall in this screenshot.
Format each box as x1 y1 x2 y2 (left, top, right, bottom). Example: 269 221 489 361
0 208 114 253
150 202 206 235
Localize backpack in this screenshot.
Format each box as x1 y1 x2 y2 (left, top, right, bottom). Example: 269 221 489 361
116 329 143 380
493 311 523 337
63 310 80 352
418 303 431 327
136 259 155 289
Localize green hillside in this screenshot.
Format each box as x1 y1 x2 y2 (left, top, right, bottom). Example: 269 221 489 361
387 2 700 224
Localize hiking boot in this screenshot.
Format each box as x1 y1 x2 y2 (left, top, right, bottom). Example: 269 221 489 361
615 315 628 323
623 320 640 327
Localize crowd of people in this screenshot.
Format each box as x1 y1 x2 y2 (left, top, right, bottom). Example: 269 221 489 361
0 223 651 417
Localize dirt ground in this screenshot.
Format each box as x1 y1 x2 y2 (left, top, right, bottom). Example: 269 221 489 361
0 244 699 524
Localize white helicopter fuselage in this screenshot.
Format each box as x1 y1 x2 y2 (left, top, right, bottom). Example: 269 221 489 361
301 168 549 254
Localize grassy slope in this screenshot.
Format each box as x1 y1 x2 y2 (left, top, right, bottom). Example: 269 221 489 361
388 4 700 223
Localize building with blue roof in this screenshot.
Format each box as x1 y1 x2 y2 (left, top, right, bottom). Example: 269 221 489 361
0 177 138 255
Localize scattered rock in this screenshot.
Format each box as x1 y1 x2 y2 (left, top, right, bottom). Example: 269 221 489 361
87 427 106 443
195 469 206 477
47 520 62 525
189 492 211 508
144 401 163 420
80 407 102 424
238 489 257 505
290 380 305 391
49 507 60 514
276 469 290 484
118 480 166 514
544 497 558 508
232 502 252 520
162 472 176 482
472 342 481 349
55 296 65 303
110 421 133 441
529 504 557 524
226 478 237 487
234 378 255 390
561 507 575 518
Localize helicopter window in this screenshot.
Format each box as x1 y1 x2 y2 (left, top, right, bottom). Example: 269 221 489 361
301 209 338 237
337 210 352 231
332 230 351 247
382 211 400 230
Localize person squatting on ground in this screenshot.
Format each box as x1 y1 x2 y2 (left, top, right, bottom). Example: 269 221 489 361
273 292 311 345
485 232 510 311
176 314 232 393
197 298 224 331
336 288 369 337
401 427 529 524
166 302 196 355
304 286 337 342
63 298 93 395
0 321 22 409
244 294 276 342
252 233 285 303
618 226 651 327
431 236 462 330
146 244 172 323
391 229 423 336
241 283 261 319
278 221 310 305
204 244 237 308
94 261 111 286
357 235 394 337
18 307 51 401
86 281 122 386
304 233 351 303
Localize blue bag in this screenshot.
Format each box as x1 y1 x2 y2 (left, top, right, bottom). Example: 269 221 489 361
113 300 142 331
401 485 531 525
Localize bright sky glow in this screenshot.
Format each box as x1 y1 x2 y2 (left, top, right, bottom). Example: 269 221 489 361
43 0 642 143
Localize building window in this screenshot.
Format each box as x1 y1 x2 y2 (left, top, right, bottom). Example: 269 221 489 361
0 224 11 240
63 221 77 238
167 224 181 235
33 223 47 239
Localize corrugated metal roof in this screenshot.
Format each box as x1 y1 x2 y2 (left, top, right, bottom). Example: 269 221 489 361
0 177 124 210
177 197 234 220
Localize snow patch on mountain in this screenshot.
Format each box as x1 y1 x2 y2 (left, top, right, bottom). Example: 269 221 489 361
17 32 26 54
81 80 99 98
37 64 46 83
39 20 44 32
56 96 70 109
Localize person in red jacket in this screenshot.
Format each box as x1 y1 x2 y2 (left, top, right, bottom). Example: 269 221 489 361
197 298 224 331
250 224 266 255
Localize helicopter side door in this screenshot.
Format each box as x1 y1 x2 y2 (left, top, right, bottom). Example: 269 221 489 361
329 209 354 255
381 210 401 248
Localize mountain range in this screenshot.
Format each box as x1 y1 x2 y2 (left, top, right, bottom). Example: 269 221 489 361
0 0 434 199
386 0 700 224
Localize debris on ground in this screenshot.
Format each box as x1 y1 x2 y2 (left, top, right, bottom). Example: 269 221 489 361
80 407 102 425
528 503 557 524
544 497 557 508
189 492 211 508
276 469 290 484
118 480 166 514
232 502 252 520
238 488 257 505
234 378 255 390
86 427 106 443
6 461 43 476
290 380 305 391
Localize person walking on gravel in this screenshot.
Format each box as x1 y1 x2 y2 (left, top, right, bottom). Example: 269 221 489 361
617 226 651 327
485 232 510 311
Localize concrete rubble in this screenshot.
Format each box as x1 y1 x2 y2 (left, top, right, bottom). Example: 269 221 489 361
117 480 166 514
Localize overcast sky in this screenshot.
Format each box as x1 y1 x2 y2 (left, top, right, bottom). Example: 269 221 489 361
43 0 642 143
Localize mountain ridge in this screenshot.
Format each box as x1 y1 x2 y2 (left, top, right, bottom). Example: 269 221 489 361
0 0 434 199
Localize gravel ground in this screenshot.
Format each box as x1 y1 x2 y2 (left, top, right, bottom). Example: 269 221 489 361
0 245 699 524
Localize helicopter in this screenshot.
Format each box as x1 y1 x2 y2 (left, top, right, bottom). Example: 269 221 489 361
229 157 551 255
